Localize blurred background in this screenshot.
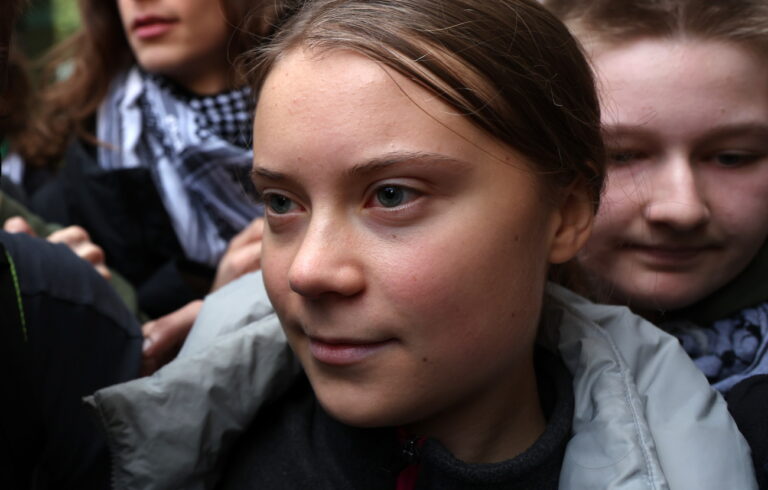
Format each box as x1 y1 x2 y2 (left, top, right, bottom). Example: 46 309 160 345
16 0 80 60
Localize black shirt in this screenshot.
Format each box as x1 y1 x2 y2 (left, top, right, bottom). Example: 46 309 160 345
216 348 573 489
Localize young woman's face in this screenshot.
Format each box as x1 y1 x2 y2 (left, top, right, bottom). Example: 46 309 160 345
117 0 232 94
252 49 589 452
579 39 768 312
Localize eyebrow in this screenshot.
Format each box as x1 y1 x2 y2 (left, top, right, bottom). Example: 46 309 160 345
348 151 471 176
251 151 472 182
602 122 768 142
250 166 286 182
697 123 768 142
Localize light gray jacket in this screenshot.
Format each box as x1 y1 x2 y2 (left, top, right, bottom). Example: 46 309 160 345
88 273 757 489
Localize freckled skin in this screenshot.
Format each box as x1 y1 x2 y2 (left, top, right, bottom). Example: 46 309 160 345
252 49 591 463
579 39 768 312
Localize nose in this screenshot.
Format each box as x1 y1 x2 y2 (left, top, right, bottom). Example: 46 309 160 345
287 217 366 299
642 155 710 231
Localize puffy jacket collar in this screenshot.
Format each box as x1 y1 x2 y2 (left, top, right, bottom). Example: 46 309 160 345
87 276 757 489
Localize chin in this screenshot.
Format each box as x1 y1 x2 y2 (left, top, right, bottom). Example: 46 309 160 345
321 399 393 428
618 287 706 314
316 390 411 429
606 272 721 314
134 53 180 78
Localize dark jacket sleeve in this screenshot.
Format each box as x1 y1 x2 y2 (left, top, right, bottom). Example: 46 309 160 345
0 231 142 489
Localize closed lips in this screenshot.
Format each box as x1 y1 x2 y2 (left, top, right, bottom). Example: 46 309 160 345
132 15 177 30
625 243 719 253
308 336 396 365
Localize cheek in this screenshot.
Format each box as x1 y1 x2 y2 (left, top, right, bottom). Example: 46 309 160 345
201 18 229 47
710 182 768 247
375 219 549 335
261 237 294 312
388 239 545 382
586 172 644 245
701 163 768 228
600 171 644 222
174 2 229 51
116 0 131 21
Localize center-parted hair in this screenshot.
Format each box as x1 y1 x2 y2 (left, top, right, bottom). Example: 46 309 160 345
544 0 768 57
242 0 605 208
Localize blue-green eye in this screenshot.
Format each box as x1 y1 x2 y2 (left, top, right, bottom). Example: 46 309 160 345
376 186 407 208
267 194 295 214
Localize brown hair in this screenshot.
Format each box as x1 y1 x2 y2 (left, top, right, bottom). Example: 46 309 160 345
0 0 26 106
243 0 605 208
544 0 768 56
22 0 291 170
1 51 32 150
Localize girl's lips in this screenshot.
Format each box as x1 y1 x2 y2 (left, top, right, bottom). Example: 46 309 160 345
132 16 177 40
309 338 395 366
625 243 716 268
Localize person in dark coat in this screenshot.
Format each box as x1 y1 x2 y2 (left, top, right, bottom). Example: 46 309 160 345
1 2 142 488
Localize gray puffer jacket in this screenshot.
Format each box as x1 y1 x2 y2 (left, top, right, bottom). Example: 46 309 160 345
87 273 757 489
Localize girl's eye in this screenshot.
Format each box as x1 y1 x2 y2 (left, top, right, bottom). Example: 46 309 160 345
608 150 643 164
266 194 297 214
712 152 762 167
372 185 419 208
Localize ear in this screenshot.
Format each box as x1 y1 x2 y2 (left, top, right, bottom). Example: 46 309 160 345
547 181 594 264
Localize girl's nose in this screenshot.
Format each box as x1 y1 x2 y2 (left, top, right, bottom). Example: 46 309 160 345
287 220 365 299
643 156 710 231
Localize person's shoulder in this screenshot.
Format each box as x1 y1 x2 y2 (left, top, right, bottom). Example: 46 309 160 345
544 283 759 489
0 230 138 331
1 230 98 291
87 283 299 489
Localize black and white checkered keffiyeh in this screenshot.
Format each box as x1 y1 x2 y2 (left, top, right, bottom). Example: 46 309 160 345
97 67 261 267
153 73 253 148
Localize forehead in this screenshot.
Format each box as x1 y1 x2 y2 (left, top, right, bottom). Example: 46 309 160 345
252 48 520 174
593 38 768 135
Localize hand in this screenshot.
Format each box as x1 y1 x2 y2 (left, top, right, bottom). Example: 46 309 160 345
4 217 111 280
46 226 111 280
3 215 35 235
212 218 263 291
141 299 203 376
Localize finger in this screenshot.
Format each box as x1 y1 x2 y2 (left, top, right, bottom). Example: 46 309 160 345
72 242 106 267
3 216 35 236
249 218 265 237
47 225 91 246
212 242 262 291
140 356 159 378
95 264 112 281
236 241 262 272
142 319 157 338
142 300 203 359
141 325 195 374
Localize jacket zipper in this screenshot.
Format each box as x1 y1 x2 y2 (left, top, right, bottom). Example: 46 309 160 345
402 436 422 464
